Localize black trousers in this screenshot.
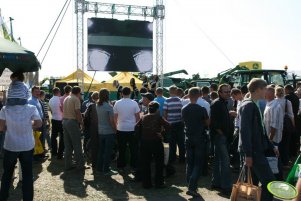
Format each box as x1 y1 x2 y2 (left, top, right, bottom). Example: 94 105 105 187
140 139 164 187
116 131 138 169
0 149 34 201
51 119 64 157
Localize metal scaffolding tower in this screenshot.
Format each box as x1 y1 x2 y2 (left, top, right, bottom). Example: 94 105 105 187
74 0 165 89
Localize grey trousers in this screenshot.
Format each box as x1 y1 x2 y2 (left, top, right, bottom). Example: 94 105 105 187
62 119 84 169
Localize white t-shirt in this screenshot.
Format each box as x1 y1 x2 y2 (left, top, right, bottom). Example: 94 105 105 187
196 97 211 117
113 98 140 132
181 98 190 107
49 96 63 121
0 105 41 152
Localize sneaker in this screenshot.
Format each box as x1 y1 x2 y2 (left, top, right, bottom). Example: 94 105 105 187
104 170 118 176
186 190 200 197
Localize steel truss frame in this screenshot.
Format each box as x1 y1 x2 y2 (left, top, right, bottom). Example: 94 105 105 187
74 0 165 89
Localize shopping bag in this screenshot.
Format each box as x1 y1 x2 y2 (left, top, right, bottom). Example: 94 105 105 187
163 143 169 165
33 131 44 155
231 167 261 201
286 155 301 185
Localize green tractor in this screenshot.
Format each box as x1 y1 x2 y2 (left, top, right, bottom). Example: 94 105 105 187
217 67 287 88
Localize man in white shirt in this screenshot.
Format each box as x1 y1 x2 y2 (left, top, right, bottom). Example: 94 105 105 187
48 87 64 159
264 86 283 179
0 91 42 201
113 87 140 170
196 91 210 117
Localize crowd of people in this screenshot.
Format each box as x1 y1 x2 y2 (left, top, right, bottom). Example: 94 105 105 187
1 72 301 200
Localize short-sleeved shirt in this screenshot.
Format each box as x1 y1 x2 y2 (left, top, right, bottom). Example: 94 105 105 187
96 102 115 135
113 98 140 132
63 94 81 119
163 96 182 124
0 105 41 152
182 103 208 138
49 96 63 121
154 96 166 116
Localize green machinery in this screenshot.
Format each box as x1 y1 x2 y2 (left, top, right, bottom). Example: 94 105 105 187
218 68 287 87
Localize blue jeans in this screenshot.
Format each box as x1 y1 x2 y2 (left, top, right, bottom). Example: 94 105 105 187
186 138 206 191
0 132 5 154
97 134 115 172
169 122 185 163
212 135 232 190
6 98 27 106
0 149 34 201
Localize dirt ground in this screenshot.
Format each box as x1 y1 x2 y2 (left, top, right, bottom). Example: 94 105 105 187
0 153 236 201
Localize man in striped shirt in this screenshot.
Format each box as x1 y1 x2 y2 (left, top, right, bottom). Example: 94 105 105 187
163 86 185 163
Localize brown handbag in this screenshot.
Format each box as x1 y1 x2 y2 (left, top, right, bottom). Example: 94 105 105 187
231 167 262 201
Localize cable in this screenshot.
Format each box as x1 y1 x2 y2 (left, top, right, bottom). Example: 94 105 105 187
37 0 70 57
173 0 235 66
40 0 72 64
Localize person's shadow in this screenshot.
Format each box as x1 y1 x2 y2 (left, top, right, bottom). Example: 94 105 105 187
85 173 128 201
47 158 64 176
60 169 88 199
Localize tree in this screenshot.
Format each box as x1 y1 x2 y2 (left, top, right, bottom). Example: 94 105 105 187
192 73 200 80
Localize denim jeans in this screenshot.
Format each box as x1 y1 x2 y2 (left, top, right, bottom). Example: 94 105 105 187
186 138 206 191
0 132 5 154
0 149 34 201
279 131 291 166
63 119 84 169
6 98 27 106
212 134 232 190
168 122 185 163
97 134 115 172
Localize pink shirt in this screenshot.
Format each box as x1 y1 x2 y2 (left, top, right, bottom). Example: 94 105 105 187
60 94 69 113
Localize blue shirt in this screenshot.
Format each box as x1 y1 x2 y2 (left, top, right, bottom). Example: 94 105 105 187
28 96 44 119
154 96 166 116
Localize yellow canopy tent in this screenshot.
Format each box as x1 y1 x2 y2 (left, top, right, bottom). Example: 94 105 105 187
100 72 143 91
55 69 101 92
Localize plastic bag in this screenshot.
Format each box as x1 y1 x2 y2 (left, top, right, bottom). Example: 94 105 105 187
33 131 44 155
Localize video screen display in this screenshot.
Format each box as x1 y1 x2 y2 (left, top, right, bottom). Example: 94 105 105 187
87 18 153 72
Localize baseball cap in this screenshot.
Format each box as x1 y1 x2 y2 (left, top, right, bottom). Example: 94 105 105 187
141 92 154 101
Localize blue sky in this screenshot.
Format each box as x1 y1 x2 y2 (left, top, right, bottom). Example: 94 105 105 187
1 0 301 81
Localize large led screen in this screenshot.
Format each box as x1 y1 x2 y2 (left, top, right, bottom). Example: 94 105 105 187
87 18 153 72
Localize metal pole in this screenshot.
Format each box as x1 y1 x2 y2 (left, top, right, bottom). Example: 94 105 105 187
9 17 14 41
75 0 85 93
155 0 164 87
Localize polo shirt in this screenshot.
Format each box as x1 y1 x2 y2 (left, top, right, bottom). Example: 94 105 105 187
63 94 81 120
